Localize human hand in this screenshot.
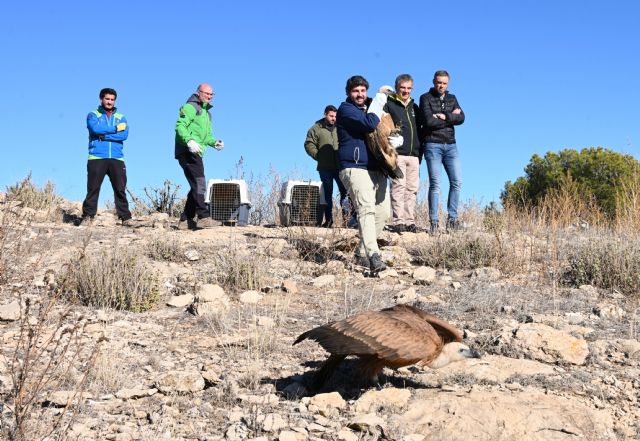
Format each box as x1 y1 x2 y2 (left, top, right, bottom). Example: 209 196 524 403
378 85 394 95
452 108 462 115
187 139 202 154
116 122 127 132
434 113 446 120
388 134 403 148
213 140 224 151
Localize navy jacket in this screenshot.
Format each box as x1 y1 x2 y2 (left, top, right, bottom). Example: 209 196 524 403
336 97 381 171
419 88 465 144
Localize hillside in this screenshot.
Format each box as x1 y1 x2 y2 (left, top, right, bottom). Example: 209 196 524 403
0 194 639 441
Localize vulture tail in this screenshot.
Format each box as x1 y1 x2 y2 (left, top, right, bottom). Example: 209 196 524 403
293 330 311 345
312 354 346 390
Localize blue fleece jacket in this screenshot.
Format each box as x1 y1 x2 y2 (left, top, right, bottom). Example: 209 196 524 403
336 98 380 171
86 106 129 160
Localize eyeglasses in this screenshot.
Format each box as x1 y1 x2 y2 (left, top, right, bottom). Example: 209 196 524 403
199 90 214 97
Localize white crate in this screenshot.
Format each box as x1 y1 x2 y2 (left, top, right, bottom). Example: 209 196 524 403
206 179 251 226
278 180 326 226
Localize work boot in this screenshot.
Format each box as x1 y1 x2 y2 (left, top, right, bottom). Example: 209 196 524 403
369 253 387 275
405 224 418 233
446 217 461 232
429 221 439 235
197 217 222 228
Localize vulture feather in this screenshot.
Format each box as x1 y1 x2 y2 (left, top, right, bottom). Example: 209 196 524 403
294 304 480 389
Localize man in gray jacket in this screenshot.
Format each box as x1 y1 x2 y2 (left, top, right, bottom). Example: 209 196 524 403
304 105 349 227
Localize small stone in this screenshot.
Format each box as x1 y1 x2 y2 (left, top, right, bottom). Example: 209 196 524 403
239 290 263 304
282 280 299 294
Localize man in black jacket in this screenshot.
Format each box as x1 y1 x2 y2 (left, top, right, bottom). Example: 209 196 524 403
419 70 465 233
386 74 422 233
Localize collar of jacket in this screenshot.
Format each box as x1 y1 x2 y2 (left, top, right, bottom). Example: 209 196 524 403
429 87 448 99
389 94 414 107
346 96 369 111
97 105 117 114
186 93 211 115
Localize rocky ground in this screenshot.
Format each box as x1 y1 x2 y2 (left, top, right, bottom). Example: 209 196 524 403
0 205 639 441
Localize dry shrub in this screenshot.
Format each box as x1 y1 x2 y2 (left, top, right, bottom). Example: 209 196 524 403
206 245 268 292
410 232 523 274
61 245 160 311
4 294 103 441
563 235 640 296
615 170 640 232
145 235 185 262
6 174 60 212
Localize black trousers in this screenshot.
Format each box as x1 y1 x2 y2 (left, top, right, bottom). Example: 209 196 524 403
82 159 131 220
177 153 209 220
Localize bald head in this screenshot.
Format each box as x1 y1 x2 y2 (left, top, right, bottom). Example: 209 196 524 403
197 83 214 104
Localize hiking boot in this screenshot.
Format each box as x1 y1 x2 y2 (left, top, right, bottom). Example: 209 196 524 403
391 224 405 233
196 217 222 228
346 216 359 229
446 218 461 232
429 221 439 235
121 218 134 227
405 224 418 233
321 220 333 228
369 253 387 274
176 218 196 230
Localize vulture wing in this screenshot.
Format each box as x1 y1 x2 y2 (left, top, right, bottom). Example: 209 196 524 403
382 304 464 343
295 306 449 366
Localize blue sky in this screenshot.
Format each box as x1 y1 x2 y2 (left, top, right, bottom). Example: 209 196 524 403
1 1 638 207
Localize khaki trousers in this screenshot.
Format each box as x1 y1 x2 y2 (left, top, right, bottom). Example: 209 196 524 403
390 155 420 225
339 168 389 258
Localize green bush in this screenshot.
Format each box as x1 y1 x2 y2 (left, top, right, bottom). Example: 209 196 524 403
62 247 160 312
501 147 640 218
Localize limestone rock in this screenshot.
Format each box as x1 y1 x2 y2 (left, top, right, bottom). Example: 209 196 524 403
312 274 336 288
412 266 436 285
0 301 20 321
239 290 263 304
353 388 411 413
166 294 194 308
155 370 205 394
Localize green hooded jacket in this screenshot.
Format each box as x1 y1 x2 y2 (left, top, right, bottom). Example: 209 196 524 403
174 94 217 158
304 119 339 171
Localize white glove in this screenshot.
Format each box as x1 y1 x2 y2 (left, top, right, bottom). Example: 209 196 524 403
388 134 404 148
213 139 224 151
378 85 394 95
187 140 202 154
367 92 387 119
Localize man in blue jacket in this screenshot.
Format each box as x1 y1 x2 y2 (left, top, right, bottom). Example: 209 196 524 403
79 88 132 226
337 76 389 275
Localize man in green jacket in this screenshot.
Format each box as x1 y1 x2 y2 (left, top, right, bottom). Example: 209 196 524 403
304 105 350 228
174 83 224 229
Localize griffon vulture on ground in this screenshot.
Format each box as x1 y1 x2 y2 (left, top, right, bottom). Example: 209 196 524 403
294 304 481 389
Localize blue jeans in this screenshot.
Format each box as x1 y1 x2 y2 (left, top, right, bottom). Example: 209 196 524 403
424 143 461 222
318 170 349 222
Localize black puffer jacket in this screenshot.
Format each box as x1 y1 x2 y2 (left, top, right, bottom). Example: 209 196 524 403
385 95 422 158
419 88 465 144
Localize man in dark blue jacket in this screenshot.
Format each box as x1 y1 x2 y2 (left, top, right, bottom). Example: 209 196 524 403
337 76 389 274
419 70 465 233
79 88 132 226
